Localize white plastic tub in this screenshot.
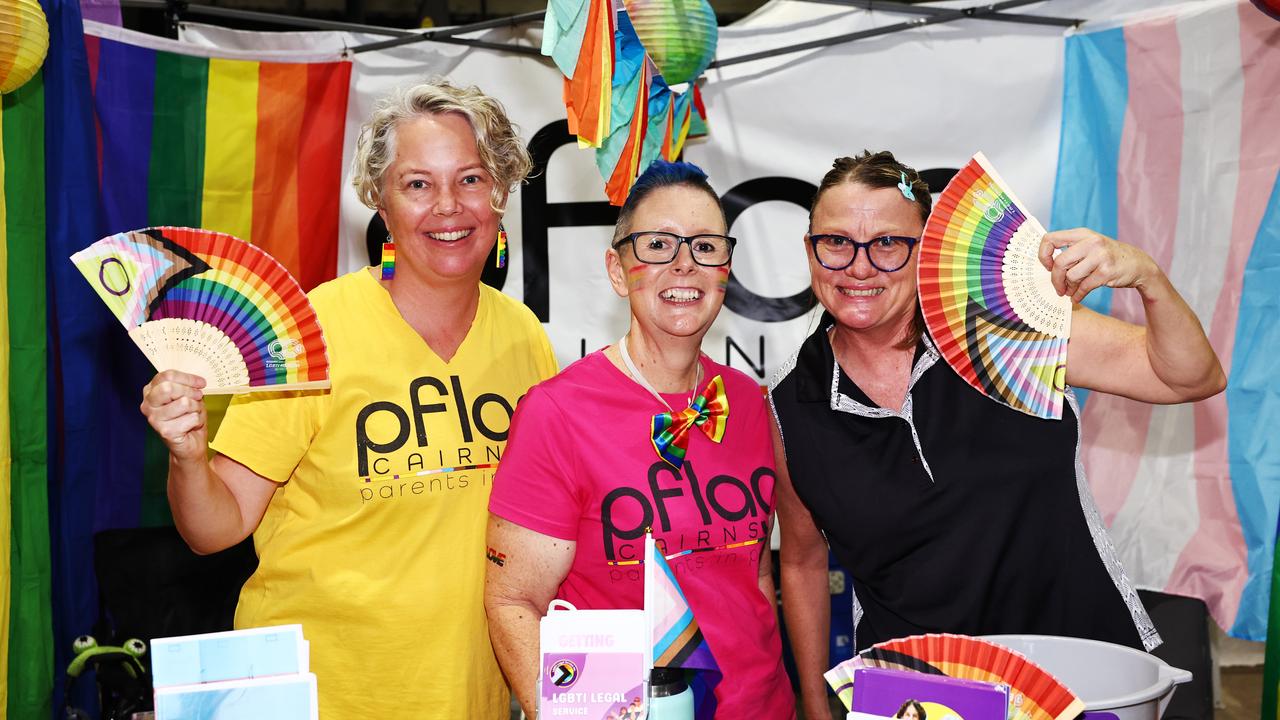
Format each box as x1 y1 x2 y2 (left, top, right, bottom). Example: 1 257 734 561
982 635 1192 720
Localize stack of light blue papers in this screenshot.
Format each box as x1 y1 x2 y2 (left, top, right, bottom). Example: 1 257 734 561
154 674 317 720
152 625 316 720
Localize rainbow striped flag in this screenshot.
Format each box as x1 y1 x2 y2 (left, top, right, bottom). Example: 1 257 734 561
23 9 351 714
1 71 51 719
1052 0 1280 643
643 534 721 720
84 25 350 291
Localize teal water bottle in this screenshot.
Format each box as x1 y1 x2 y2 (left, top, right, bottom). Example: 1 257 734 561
648 667 694 720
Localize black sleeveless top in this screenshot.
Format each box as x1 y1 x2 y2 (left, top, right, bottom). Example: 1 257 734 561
770 326 1159 652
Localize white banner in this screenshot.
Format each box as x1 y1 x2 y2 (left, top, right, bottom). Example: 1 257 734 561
179 0 1265 640
181 2 1148 380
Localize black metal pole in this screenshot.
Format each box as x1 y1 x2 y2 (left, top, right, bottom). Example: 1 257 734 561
161 0 184 37
709 0 1058 69
119 0 451 37
802 0 1080 28
347 10 545 53
122 0 1076 68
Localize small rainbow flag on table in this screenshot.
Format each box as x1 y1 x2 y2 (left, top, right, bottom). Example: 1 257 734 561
84 25 351 292
644 534 721 720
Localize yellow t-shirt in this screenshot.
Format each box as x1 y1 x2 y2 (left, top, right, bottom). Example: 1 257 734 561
210 268 558 719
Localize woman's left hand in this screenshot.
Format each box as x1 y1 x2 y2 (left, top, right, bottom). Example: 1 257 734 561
1039 228 1159 304
1052 227 1226 403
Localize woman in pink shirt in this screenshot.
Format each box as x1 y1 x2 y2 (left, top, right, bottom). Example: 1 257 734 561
485 160 795 719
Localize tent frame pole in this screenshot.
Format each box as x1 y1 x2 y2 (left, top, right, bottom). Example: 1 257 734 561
803 0 1080 28
121 0 544 55
124 0 1081 66
710 0 1072 69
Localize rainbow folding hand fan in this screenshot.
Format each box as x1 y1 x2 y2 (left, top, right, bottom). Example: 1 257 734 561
919 152 1072 419
71 227 330 393
835 633 1084 720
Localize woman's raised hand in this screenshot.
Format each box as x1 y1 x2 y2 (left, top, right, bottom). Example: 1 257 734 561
1039 228 1160 304
141 370 209 463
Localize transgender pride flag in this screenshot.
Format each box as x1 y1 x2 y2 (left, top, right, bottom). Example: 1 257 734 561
1051 0 1279 642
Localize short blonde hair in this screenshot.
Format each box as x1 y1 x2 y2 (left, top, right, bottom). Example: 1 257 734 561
351 79 533 212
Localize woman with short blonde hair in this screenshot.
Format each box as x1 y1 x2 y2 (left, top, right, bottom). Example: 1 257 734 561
142 79 557 718
351 79 532 212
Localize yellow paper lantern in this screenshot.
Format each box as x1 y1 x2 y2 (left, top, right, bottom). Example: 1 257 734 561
0 0 50 94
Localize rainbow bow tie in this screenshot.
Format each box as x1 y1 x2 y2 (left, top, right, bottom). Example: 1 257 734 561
651 375 729 469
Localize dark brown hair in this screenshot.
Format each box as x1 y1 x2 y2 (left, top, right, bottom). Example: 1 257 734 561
896 699 927 720
810 150 932 224
810 150 930 350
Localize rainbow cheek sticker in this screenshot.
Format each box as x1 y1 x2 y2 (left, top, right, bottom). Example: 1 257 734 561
715 266 729 293
627 265 649 290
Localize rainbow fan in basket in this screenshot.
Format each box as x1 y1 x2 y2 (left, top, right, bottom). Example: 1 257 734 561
71 227 330 393
829 633 1084 720
919 152 1072 419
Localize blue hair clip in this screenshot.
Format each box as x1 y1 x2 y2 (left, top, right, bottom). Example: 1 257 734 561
897 171 915 201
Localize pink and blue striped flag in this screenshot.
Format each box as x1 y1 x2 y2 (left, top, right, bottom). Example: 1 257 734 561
1052 0 1280 644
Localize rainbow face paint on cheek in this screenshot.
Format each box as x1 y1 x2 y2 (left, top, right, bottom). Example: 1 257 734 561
715 266 730 293
627 265 650 290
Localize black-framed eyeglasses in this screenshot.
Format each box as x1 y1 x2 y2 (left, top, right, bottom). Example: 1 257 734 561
613 231 737 267
808 234 919 272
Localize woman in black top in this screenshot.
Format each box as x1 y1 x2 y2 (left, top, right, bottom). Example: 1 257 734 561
769 150 1226 720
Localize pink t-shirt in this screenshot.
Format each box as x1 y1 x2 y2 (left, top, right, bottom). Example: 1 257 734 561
490 351 794 719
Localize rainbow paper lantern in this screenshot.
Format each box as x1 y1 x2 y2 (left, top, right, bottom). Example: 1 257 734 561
0 0 50 94
543 0 717 204
622 0 718 85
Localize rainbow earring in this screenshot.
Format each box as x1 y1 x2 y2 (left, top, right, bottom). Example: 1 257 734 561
381 236 395 280
496 224 508 269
